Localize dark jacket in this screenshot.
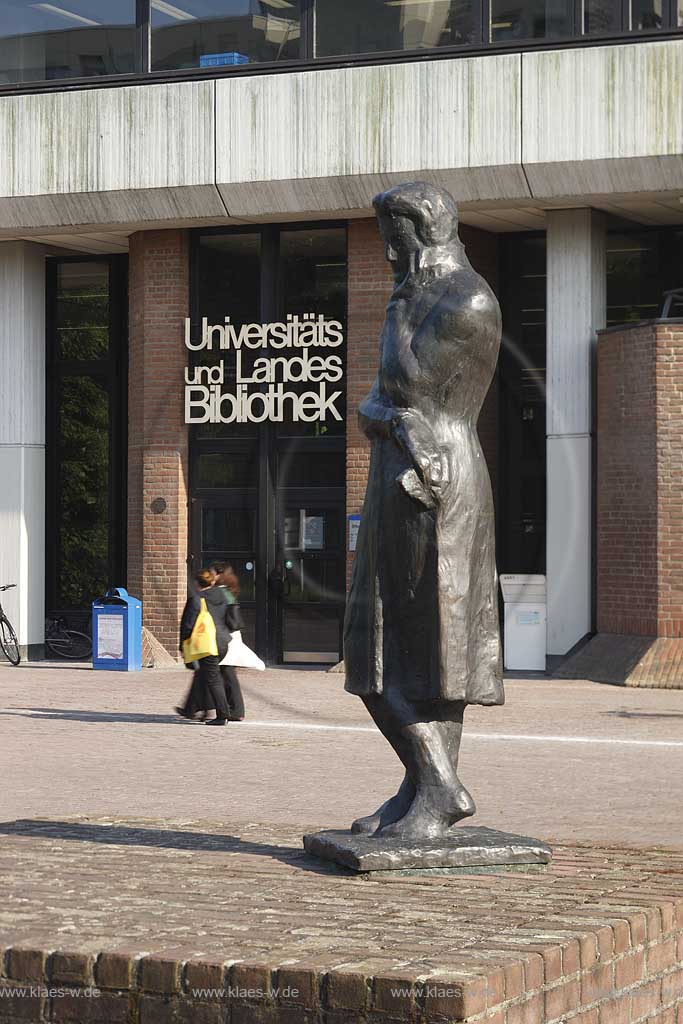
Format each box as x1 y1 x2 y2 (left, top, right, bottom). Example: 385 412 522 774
216 585 244 633
179 587 232 657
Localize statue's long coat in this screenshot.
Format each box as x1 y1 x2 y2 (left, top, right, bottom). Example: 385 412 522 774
344 259 504 706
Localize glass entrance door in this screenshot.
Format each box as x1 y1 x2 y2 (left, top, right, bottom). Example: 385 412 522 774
190 222 347 664
276 501 345 663
190 498 258 649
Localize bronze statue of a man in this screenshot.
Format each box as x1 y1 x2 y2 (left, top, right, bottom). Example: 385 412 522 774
344 181 504 841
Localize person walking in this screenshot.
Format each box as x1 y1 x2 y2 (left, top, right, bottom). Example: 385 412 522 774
177 569 233 726
210 562 246 722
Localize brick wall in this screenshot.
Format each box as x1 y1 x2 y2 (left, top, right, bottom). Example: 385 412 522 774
597 320 683 637
2 850 682 1023
345 218 500 583
127 230 190 656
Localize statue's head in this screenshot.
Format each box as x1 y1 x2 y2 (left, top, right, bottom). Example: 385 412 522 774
373 182 460 273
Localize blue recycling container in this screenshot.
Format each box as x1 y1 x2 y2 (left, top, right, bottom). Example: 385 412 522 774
199 51 248 67
92 587 142 672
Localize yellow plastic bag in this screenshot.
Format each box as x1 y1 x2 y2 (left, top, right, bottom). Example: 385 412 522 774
182 597 218 664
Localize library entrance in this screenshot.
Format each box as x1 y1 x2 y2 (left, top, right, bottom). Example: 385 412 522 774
188 225 347 665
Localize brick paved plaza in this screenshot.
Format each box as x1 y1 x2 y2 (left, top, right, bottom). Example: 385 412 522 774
0 665 682 1023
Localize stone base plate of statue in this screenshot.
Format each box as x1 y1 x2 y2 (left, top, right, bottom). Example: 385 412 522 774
303 827 551 874
303 182 551 873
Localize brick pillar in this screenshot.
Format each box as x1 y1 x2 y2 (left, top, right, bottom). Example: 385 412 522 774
128 230 189 656
597 320 683 637
345 218 500 585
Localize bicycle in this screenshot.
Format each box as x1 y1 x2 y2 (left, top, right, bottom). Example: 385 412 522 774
45 618 92 660
0 585 21 666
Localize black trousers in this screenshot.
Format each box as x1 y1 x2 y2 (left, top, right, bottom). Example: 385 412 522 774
180 654 230 718
221 665 245 719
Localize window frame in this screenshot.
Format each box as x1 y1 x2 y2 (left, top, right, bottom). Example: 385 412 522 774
1 0 682 96
45 254 128 620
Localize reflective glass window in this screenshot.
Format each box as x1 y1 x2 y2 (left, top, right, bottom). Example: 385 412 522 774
196 232 261 439
584 0 620 33
277 228 347 437
56 375 110 608
276 451 345 488
151 0 301 71
631 0 663 27
202 508 256 551
606 234 662 325
316 0 474 56
0 1 136 84
490 0 571 40
56 262 109 359
196 450 258 488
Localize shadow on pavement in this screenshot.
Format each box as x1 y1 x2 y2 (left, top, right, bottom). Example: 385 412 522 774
602 709 683 720
0 819 348 876
0 707 193 725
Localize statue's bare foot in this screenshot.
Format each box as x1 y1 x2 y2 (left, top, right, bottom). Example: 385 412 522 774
351 776 416 834
376 785 475 840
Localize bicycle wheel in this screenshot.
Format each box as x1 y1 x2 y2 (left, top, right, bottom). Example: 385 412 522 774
0 616 21 666
46 630 92 660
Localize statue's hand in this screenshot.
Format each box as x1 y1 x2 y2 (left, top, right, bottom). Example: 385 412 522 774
358 409 393 440
394 411 457 506
396 467 435 509
358 384 396 440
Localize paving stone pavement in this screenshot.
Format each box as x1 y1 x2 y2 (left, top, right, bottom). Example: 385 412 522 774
0 665 682 1021
1 663 682 847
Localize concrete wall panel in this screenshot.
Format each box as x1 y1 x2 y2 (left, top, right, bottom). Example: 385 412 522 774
0 82 225 228
0 40 683 230
0 242 45 650
0 241 45 446
216 56 527 216
523 41 683 196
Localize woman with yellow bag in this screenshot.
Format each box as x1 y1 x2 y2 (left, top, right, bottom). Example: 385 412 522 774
176 569 233 726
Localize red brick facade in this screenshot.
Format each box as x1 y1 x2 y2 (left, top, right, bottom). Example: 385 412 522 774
597 320 683 637
345 218 500 582
127 229 190 655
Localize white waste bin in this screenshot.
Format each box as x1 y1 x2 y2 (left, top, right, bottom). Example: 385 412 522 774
500 574 546 671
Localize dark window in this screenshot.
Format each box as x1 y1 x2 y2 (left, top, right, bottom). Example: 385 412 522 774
316 0 475 55
277 451 345 488
3 0 683 86
277 227 347 437
195 231 261 440
631 0 663 27
0 1 136 85
56 375 110 608
584 0 621 32
196 450 258 488
47 258 127 615
606 234 661 325
490 0 572 40
151 0 301 71
607 229 683 324
202 507 255 551
499 234 547 576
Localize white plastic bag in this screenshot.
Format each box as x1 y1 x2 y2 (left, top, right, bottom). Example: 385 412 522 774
220 631 265 671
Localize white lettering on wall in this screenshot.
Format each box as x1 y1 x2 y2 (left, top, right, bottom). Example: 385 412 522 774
183 315 344 424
